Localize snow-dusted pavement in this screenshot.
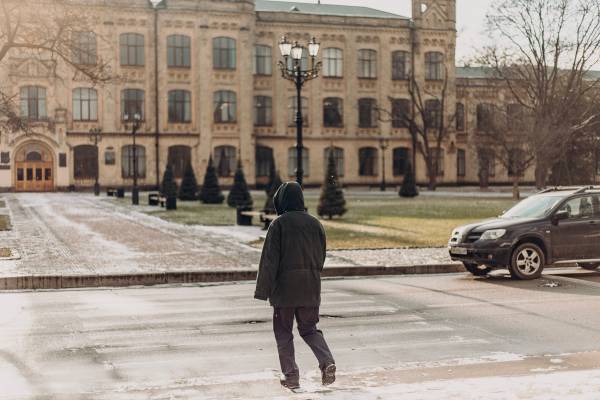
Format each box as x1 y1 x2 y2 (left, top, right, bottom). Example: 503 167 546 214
0 193 453 277
3 273 600 399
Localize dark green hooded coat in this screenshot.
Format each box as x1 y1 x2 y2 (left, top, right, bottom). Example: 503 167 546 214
254 182 327 307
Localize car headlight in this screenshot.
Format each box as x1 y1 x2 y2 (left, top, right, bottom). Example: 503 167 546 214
479 229 506 241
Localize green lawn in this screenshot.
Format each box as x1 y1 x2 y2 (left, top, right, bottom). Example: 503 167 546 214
126 192 516 250
0 248 10 257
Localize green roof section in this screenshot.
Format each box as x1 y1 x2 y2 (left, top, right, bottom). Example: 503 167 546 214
457 66 600 80
254 0 408 19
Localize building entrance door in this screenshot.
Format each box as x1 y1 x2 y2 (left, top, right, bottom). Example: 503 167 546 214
14 144 54 192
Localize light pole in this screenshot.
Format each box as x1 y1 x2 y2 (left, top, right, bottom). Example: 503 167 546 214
124 112 142 205
89 127 102 196
277 36 321 186
379 138 389 191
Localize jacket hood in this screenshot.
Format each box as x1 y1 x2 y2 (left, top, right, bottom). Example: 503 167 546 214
274 181 305 215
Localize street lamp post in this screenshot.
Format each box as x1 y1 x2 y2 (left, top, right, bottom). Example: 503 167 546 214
124 113 142 205
89 127 102 196
277 36 321 186
379 138 389 191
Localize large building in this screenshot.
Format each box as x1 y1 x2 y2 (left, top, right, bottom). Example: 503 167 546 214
0 0 534 192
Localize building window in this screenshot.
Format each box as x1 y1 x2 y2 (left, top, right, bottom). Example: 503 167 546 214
255 145 273 178
73 145 98 180
358 49 377 78
358 98 377 128
359 147 378 176
430 147 445 176
457 149 466 177
72 31 97 65
324 146 344 177
254 96 272 126
213 91 237 123
253 45 272 75
168 90 191 123
20 86 46 120
477 103 494 132
425 52 444 80
393 147 410 176
73 88 98 121
323 48 343 77
167 34 191 68
392 51 409 80
121 145 146 178
425 99 441 130
288 147 309 177
214 145 236 177
167 145 191 178
391 98 410 128
288 96 308 126
456 102 465 131
120 33 144 66
121 89 144 120
105 147 115 165
323 97 343 127
213 37 236 70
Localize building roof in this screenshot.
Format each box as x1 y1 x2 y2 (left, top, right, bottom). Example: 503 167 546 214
457 66 600 81
254 0 408 19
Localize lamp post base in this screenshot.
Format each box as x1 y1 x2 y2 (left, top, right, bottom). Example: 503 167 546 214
94 182 100 196
132 187 139 205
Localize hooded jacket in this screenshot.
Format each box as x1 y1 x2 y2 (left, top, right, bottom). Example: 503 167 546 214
254 182 327 307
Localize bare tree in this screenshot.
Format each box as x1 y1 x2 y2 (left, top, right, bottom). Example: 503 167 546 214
376 68 455 191
0 0 114 135
478 0 600 188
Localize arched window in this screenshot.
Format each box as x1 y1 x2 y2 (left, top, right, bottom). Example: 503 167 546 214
288 96 308 126
254 96 272 126
167 35 191 68
477 103 494 132
288 147 309 177
73 145 98 180
391 98 410 128
72 31 97 65
393 147 410 176
323 97 343 127
323 48 343 77
358 49 377 78
456 102 465 131
214 91 237 123
253 45 272 75
359 147 378 176
121 89 144 120
425 99 441 130
392 50 409 80
214 145 236 177
425 52 444 80
26 151 42 161
20 86 46 120
167 145 192 178
73 88 98 121
120 33 145 66
121 145 146 178
213 37 236 69
255 145 273 178
168 90 191 123
324 147 344 177
358 98 377 128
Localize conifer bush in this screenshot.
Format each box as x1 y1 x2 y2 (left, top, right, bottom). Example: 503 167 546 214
199 156 225 204
399 161 419 198
317 150 347 219
178 162 199 201
227 160 253 208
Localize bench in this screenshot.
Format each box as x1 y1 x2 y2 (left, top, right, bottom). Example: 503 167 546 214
148 193 160 206
106 187 118 197
240 210 277 229
159 196 167 207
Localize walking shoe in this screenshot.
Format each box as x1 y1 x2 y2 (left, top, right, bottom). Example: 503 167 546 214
321 363 336 386
280 376 300 390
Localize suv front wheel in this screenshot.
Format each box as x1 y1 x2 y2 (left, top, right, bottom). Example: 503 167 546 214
509 243 545 280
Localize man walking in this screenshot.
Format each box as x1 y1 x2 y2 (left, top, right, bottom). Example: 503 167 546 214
254 181 336 390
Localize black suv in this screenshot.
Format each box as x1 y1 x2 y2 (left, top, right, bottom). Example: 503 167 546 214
448 186 600 280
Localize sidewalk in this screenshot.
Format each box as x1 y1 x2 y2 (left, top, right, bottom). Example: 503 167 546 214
0 193 461 289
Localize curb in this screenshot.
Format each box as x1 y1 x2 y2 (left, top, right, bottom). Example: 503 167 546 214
0 263 464 290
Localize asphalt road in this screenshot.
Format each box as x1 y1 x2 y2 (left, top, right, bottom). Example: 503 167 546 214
3 272 600 399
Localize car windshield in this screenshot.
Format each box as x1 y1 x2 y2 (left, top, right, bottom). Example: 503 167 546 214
501 195 566 219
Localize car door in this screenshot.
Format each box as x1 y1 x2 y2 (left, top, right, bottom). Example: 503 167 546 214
589 194 600 260
551 195 597 261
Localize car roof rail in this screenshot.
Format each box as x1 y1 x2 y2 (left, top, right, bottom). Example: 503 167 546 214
538 186 583 194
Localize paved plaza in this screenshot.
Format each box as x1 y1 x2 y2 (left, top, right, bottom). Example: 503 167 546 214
0 193 453 278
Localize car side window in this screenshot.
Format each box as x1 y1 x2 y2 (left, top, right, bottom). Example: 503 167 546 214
592 195 600 217
558 195 594 219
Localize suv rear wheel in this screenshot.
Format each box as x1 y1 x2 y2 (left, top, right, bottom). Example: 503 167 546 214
463 262 492 276
579 263 600 271
509 243 545 280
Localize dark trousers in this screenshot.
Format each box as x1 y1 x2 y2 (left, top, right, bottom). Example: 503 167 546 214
273 307 335 379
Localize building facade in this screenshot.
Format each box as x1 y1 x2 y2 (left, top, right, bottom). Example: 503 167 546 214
0 0 534 192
